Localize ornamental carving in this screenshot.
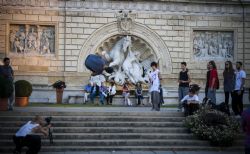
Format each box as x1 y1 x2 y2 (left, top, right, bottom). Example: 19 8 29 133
193 30 234 60
116 11 137 34
9 24 55 55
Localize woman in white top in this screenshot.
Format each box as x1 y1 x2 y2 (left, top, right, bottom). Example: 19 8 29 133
13 116 50 154
106 82 116 105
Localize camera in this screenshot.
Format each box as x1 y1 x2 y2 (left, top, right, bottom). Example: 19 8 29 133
44 117 53 144
45 117 52 125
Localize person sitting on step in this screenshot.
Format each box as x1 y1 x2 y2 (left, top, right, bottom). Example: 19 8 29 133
82 82 92 103
122 82 132 106
89 82 99 104
181 85 200 116
135 82 144 106
13 115 51 154
106 82 116 105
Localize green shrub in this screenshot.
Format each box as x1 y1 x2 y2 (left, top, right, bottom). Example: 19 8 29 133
184 107 240 146
15 80 32 97
0 76 14 98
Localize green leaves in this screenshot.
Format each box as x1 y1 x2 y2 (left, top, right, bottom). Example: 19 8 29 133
184 108 240 146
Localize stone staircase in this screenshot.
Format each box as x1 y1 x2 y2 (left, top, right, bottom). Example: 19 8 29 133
0 110 244 153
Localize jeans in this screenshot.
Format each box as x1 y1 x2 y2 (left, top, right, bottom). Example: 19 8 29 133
232 90 244 115
224 91 233 115
207 89 216 105
90 93 105 105
178 86 189 109
13 135 41 154
106 94 114 104
99 93 105 105
137 95 143 105
8 84 15 110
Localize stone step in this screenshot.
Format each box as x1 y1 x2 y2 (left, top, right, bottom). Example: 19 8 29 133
0 133 197 140
0 127 189 133
0 139 212 146
0 121 184 127
0 111 184 117
0 145 244 153
0 116 185 122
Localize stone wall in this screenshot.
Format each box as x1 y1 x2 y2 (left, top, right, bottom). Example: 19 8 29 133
0 0 250 103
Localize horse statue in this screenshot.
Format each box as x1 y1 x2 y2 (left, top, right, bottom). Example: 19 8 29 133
102 36 131 68
122 49 149 84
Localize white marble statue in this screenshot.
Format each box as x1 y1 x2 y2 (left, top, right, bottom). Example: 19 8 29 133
102 36 131 68
91 36 154 85
122 50 148 84
90 74 106 87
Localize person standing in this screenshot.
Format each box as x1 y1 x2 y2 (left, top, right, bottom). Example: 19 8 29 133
0 57 14 110
205 62 211 98
223 61 235 115
106 82 116 105
207 60 219 105
135 82 144 106
232 61 246 116
178 62 191 111
149 62 161 111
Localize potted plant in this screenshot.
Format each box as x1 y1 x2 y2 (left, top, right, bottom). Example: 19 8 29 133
0 76 14 111
52 80 66 104
15 80 32 107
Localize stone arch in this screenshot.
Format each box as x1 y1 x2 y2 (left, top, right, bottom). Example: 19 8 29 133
77 22 172 74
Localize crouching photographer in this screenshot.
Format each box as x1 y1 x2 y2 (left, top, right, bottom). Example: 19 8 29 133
13 115 51 154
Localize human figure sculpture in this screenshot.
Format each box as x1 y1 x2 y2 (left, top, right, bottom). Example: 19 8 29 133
27 28 38 51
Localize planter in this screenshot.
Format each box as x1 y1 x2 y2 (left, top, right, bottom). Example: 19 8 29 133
15 97 29 107
0 98 8 111
56 88 64 104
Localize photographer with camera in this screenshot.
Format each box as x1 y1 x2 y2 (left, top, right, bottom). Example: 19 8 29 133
13 115 51 154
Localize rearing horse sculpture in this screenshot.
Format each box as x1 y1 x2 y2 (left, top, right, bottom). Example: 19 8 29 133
102 36 131 68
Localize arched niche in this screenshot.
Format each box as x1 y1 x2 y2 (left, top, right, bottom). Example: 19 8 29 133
77 22 172 74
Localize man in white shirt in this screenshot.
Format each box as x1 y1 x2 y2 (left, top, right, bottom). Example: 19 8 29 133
149 62 161 111
232 61 246 116
13 116 50 154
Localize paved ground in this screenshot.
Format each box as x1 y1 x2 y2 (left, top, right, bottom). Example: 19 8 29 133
39 151 243 154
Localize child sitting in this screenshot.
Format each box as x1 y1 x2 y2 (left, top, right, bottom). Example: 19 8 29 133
181 84 200 116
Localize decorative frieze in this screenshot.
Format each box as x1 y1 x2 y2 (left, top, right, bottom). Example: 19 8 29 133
9 24 55 55
193 30 234 60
